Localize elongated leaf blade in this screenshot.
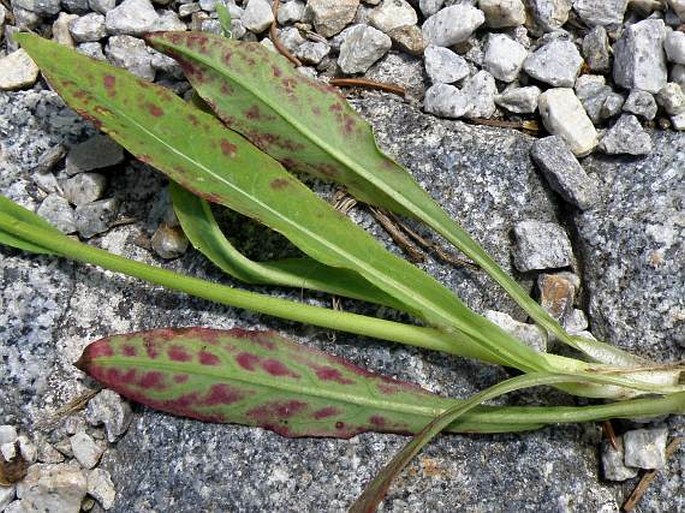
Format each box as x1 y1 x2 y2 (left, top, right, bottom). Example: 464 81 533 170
170 182 406 310
0 195 60 255
145 32 647 368
74 327 517 437
17 34 552 372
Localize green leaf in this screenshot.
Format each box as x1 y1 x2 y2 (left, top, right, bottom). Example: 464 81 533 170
76 328 685 438
0 195 61 255
215 2 233 38
145 31 646 368
170 182 406 310
17 32 553 373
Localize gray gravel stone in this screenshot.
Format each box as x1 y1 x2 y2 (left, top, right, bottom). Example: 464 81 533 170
538 88 599 156
278 26 306 53
151 10 186 31
600 92 624 120
598 114 652 155
423 83 469 118
36 194 77 234
277 0 305 24
178 2 201 17
421 4 485 47
495 85 541 113
582 26 611 73
572 0 627 26
462 70 497 118
104 0 160 36
531 135 599 210
78 41 106 61
85 390 133 443
308 0 359 38
424 44 469 84
70 431 104 470
513 220 574 271
0 486 14 511
61 0 89 13
61 172 108 206
89 0 116 14
242 0 274 33
0 426 18 444
656 82 685 115
484 310 547 352
523 40 583 87
623 428 669 469
665 30 685 65
295 41 330 65
12 0 61 16
74 197 119 238
671 0 685 21
15 463 88 512
525 0 572 33
483 33 528 83
338 24 392 74
612 18 667 94
601 438 638 481
574 74 612 124
69 12 107 42
105 35 155 81
622 89 657 120
368 0 417 33
478 0 526 28
0 49 40 91
87 468 116 510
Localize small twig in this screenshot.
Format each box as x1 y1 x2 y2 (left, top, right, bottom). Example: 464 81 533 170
385 211 479 270
369 207 425 263
329 78 406 97
34 387 102 431
466 117 540 133
623 438 683 512
331 190 357 215
270 0 302 67
601 420 619 451
109 216 138 228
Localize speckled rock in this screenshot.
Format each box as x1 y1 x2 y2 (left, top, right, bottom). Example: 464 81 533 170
85 390 133 443
601 438 638 481
368 0 417 33
61 172 107 206
421 4 485 47
622 89 657 120
462 70 497 118
424 44 469 84
88 468 116 510
308 0 359 38
15 462 88 512
36 194 77 234
423 83 469 118
69 12 107 42
69 431 104 469
582 26 611 73
572 0 628 26
513 220 574 271
483 33 528 83
598 114 652 155
73 197 119 238
523 40 583 87
241 0 274 34
338 24 392 74
612 18 667 94
525 0 572 33
623 428 669 469
478 0 526 28
104 0 160 36
495 85 541 113
104 35 155 81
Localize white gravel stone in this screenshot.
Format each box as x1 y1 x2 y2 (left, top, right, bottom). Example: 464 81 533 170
52 12 79 46
419 0 443 17
424 44 469 84
69 431 104 470
0 485 15 511
531 135 599 210
0 426 18 444
69 13 107 42
526 0 572 32
656 82 685 116
523 40 583 87
89 0 116 14
622 89 657 120
483 33 527 82
277 0 305 24
368 0 417 33
513 220 574 272
485 310 547 352
421 4 485 47
151 10 186 31
105 35 155 81
478 0 526 28
538 88 599 157
88 468 116 510
600 92 624 120
598 114 652 155
61 172 108 206
670 111 685 130
624 428 669 469
242 0 274 33
105 0 159 35
295 41 330 65
16 463 88 512
278 26 306 53
78 42 106 61
85 390 133 443
495 85 541 113
665 31 685 65
672 63 685 91
0 49 40 91
338 24 392 74
423 83 469 118
462 70 497 118
36 194 77 234
601 438 639 481
12 0 61 16
16 436 37 465
308 0 359 38
572 0 627 26
612 18 667 94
